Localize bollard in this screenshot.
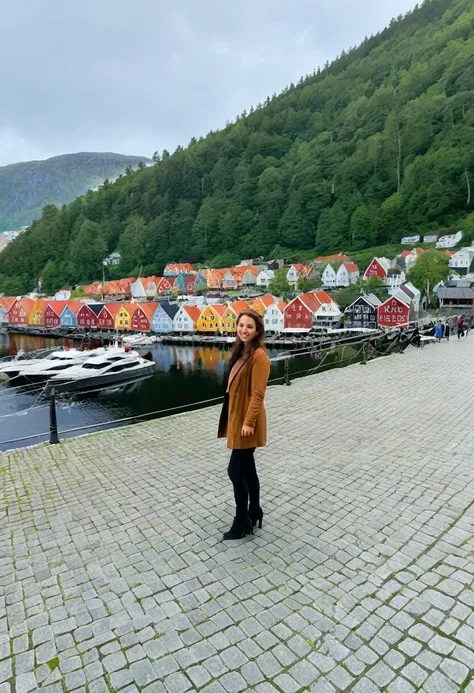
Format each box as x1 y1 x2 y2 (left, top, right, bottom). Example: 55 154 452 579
284 358 291 386
49 390 59 445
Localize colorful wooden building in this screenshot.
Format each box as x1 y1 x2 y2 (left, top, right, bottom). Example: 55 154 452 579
115 304 136 331
131 303 159 332
221 301 249 334
44 301 68 328
97 304 121 329
29 299 47 325
172 305 202 333
151 302 179 333
377 295 410 328
196 304 226 333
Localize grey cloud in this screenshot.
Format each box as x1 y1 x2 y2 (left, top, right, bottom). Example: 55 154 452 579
0 0 417 166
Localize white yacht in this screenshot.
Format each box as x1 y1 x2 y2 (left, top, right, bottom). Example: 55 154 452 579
48 348 156 393
0 348 106 382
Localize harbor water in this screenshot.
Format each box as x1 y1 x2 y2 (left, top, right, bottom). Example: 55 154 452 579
0 332 363 451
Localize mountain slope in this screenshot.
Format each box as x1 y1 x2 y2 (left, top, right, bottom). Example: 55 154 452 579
0 152 150 231
1 0 474 295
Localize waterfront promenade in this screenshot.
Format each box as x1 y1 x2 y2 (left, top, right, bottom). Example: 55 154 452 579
1 339 474 693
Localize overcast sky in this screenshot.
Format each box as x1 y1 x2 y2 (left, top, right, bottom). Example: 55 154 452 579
0 0 417 167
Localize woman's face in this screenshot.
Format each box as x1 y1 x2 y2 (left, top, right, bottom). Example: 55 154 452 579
237 315 257 344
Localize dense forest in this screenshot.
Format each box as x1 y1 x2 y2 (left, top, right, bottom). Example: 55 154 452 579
0 152 150 232
1 0 474 295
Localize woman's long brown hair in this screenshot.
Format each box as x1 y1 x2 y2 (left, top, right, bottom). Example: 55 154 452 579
228 309 266 369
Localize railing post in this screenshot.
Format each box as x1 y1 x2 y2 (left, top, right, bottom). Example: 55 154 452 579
284 358 291 386
49 390 59 445
361 342 367 365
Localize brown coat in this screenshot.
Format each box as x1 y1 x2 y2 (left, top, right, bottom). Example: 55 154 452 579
217 347 271 450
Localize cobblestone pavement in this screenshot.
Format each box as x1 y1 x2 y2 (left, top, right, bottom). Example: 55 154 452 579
1 338 474 693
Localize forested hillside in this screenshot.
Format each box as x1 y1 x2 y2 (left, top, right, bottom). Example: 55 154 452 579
0 152 150 232
1 0 474 295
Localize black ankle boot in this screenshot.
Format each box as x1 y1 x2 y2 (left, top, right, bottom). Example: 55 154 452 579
223 515 253 540
249 506 263 529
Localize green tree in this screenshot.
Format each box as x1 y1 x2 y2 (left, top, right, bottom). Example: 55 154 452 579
297 276 321 292
68 220 107 284
361 276 387 300
268 268 292 297
41 259 62 295
407 250 450 295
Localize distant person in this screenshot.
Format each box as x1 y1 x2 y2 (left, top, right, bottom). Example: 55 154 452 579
445 319 451 341
464 315 470 337
435 322 443 342
457 315 464 339
218 310 271 540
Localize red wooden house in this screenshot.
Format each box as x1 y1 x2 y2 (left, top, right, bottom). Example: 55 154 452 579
131 303 159 332
156 277 174 296
76 304 99 328
9 298 34 325
377 295 410 328
283 292 321 331
45 301 68 328
97 304 121 329
363 257 391 280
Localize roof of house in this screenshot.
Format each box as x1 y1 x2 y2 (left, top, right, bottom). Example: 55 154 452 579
258 294 276 308
314 253 351 263
212 304 227 317
438 287 474 299
0 297 16 311
229 300 249 315
343 262 359 272
64 301 84 315
290 263 305 272
183 305 203 322
101 303 122 317
135 302 160 319
88 303 104 316
160 302 179 319
277 301 287 311
45 300 69 316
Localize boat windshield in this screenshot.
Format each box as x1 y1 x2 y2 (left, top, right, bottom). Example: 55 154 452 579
82 362 109 370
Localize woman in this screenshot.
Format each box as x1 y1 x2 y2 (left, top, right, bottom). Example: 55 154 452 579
218 310 271 540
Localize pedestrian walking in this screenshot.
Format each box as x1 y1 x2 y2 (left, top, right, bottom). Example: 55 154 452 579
435 322 443 342
457 314 464 339
218 310 271 540
445 319 451 341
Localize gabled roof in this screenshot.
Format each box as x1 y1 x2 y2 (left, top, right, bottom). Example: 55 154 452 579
343 262 359 272
101 303 121 317
88 303 104 316
45 300 68 316
18 297 35 312
212 304 227 317
182 305 202 322
160 302 179 319
229 300 249 315
0 297 16 311
438 286 474 299
135 302 159 319
290 263 305 272
314 253 351 263
259 294 275 308
277 301 287 311
117 303 137 316
64 301 84 315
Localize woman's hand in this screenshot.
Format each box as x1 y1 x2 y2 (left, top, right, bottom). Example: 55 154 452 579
241 425 254 437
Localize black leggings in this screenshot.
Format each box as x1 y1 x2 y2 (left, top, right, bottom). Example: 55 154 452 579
228 448 260 518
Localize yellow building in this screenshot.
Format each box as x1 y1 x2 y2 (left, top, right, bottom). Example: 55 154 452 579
196 304 227 333
221 300 249 334
29 299 47 325
115 303 136 331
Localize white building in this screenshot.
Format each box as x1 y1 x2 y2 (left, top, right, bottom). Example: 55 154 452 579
0 304 7 325
423 232 439 243
221 270 237 290
321 263 337 288
130 278 147 300
241 269 258 287
286 264 305 286
385 268 406 290
104 252 121 266
401 234 420 244
53 289 71 301
313 301 343 327
264 301 286 333
256 269 275 288
172 305 202 332
436 230 463 249
336 262 359 287
449 244 474 273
